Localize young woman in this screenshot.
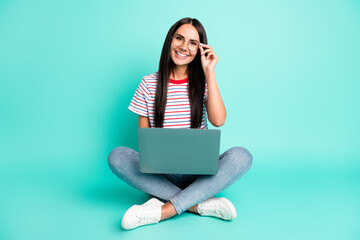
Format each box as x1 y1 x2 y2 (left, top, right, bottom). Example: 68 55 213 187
108 17 253 230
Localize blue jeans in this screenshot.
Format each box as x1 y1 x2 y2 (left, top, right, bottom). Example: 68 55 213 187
108 146 253 214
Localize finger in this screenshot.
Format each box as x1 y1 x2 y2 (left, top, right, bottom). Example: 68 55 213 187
207 52 218 62
209 51 218 58
206 52 215 60
204 50 216 58
199 43 211 47
199 43 213 50
200 48 207 60
202 49 214 55
200 47 206 59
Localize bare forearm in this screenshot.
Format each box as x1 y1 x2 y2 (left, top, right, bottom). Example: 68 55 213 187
205 71 226 127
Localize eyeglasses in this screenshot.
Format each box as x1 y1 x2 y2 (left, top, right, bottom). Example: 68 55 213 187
171 34 200 52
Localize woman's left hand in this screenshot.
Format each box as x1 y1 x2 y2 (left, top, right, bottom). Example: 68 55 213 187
200 43 218 74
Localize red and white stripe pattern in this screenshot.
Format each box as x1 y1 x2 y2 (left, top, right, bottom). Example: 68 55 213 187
128 72 217 129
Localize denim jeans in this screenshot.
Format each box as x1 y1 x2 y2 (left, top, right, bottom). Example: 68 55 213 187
108 146 253 214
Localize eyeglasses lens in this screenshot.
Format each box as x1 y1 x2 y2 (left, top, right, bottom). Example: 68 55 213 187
173 36 199 51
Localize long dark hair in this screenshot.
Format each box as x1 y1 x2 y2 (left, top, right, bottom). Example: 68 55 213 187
154 17 208 128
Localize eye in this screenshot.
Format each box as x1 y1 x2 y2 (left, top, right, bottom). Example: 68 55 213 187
176 36 183 41
190 41 197 46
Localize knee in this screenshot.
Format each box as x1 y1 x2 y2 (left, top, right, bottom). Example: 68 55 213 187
227 146 253 171
107 146 132 170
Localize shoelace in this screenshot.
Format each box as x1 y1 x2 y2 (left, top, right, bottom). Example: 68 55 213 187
135 206 161 224
201 202 226 217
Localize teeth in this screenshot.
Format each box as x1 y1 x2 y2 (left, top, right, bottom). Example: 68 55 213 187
176 51 188 57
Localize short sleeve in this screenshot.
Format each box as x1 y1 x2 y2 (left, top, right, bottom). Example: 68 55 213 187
204 80 219 102
128 78 149 117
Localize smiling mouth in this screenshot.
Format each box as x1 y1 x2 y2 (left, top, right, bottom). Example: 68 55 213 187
175 51 189 58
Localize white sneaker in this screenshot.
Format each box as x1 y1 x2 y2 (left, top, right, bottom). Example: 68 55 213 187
197 197 237 220
121 198 164 230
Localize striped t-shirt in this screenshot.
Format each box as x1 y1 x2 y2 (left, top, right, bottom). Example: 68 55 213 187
128 72 218 129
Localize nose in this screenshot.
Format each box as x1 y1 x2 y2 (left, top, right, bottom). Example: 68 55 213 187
179 41 188 52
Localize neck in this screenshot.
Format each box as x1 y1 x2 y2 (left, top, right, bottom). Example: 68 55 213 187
170 65 188 80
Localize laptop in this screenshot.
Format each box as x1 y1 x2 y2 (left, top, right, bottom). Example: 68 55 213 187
137 128 221 175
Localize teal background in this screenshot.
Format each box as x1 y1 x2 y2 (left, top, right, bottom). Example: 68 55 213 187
0 0 359 239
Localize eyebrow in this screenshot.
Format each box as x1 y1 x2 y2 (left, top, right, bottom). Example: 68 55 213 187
175 33 199 42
